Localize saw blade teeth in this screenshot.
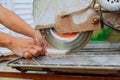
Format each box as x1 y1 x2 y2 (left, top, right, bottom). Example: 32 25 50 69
98 0 120 11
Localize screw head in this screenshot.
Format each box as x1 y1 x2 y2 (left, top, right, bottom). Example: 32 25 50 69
92 17 99 25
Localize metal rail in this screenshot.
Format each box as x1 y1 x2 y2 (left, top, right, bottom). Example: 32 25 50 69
7 48 120 74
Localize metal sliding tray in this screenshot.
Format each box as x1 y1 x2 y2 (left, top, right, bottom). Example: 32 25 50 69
7 48 120 74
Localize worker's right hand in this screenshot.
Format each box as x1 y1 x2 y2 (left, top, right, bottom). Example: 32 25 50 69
33 30 48 55
34 30 47 48
7 37 47 58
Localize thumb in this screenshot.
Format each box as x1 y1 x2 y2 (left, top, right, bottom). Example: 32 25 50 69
12 50 24 57
12 49 32 58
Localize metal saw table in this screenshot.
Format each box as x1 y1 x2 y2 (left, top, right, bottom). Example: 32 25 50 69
0 42 120 80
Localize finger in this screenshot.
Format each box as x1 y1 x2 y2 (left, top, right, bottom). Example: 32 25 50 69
33 45 45 55
33 45 47 56
44 50 48 56
33 45 43 52
23 52 32 58
42 48 48 56
13 50 24 57
27 48 40 57
35 31 46 47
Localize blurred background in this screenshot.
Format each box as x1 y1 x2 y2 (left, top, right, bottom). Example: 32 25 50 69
91 26 120 42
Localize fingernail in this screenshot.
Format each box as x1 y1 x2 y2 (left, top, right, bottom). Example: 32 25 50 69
24 52 32 58
45 52 48 56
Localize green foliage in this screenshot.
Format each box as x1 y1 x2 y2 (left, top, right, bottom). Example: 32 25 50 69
91 27 113 41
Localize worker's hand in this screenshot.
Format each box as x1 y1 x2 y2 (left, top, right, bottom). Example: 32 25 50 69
34 30 48 55
7 37 47 58
34 30 46 47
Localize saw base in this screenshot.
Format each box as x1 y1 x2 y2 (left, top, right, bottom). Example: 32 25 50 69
7 47 120 75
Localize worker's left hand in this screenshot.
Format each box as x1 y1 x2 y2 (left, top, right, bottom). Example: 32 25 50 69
8 37 47 58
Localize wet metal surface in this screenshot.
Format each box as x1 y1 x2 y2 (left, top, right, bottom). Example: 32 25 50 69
8 48 120 72
10 54 120 67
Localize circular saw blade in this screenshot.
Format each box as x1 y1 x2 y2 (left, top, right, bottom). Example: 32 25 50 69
39 28 93 52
